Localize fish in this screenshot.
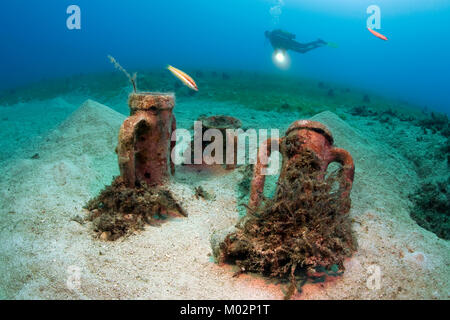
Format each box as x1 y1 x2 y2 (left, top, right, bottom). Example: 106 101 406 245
167 65 198 91
367 27 388 41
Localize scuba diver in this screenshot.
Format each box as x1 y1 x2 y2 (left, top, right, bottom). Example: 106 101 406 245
265 29 329 54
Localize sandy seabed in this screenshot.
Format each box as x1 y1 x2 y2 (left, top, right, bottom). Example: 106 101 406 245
0 97 448 300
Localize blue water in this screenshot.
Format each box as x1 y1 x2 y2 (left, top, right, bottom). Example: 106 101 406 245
0 0 449 112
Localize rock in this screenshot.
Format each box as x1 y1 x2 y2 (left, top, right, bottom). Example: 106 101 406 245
100 231 111 241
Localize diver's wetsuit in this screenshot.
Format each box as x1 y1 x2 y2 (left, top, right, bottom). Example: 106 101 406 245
265 29 326 54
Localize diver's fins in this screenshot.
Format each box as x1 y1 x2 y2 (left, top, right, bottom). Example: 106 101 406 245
327 42 339 48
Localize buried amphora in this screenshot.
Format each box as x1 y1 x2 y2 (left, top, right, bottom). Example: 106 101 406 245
248 120 355 212
117 92 176 188
187 115 242 170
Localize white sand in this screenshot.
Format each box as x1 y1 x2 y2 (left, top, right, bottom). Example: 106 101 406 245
0 98 448 299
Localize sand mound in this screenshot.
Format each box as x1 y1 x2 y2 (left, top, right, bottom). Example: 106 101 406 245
38 99 125 161
300 111 450 299
311 111 419 209
0 100 124 298
0 101 448 299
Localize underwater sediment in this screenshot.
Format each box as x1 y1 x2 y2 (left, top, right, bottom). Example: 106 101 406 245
0 73 448 300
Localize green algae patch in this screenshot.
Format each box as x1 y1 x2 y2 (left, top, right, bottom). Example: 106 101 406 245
85 177 187 241
409 180 450 240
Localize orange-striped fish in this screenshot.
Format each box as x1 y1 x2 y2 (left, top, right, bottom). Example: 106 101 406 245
167 65 198 91
367 27 388 41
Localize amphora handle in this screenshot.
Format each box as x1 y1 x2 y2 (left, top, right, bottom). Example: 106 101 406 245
248 138 280 211
327 147 355 211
